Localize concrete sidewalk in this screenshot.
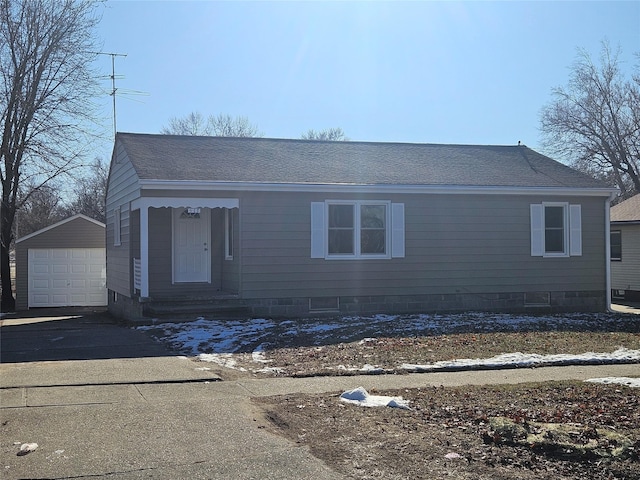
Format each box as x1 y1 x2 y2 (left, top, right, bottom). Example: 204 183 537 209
2 356 639 480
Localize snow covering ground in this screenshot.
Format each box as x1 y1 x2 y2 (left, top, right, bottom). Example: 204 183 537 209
136 311 640 376
401 348 640 372
584 377 640 388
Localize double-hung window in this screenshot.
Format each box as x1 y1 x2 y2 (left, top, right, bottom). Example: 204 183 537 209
610 230 622 261
543 204 566 254
311 200 405 259
327 202 388 257
530 202 581 257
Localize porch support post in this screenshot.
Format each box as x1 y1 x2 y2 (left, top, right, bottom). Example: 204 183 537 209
140 206 149 298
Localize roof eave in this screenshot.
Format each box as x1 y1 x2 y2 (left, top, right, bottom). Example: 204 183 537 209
611 220 640 225
138 179 617 197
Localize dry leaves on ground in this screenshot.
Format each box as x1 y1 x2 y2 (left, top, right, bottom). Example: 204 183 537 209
256 381 640 480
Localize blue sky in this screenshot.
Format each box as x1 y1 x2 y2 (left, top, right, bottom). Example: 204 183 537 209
94 1 640 159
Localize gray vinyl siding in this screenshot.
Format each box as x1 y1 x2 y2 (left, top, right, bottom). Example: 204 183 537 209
105 145 140 297
238 191 606 299
611 224 640 291
15 218 105 310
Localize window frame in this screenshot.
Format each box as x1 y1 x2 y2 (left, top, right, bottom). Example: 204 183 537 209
114 207 121 247
610 230 622 261
530 202 582 258
325 200 391 259
542 202 569 257
225 209 234 260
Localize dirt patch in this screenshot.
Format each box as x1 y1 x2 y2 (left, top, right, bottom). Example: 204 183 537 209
255 381 640 479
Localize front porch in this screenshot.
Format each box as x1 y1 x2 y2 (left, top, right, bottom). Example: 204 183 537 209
130 197 240 315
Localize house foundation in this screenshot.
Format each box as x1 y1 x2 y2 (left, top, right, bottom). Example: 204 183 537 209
110 289 607 322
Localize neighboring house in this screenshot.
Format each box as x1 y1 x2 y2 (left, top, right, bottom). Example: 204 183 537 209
106 133 617 321
610 194 640 301
15 214 107 310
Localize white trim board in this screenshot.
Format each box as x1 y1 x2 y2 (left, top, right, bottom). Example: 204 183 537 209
138 180 617 198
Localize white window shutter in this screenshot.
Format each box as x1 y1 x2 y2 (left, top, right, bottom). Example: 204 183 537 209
391 203 405 258
530 204 544 256
569 204 582 256
310 202 325 258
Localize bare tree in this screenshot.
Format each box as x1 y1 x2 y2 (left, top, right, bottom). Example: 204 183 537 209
0 0 102 311
161 111 262 137
301 127 349 141
15 183 66 238
160 111 209 136
209 114 262 137
540 41 640 198
62 158 108 223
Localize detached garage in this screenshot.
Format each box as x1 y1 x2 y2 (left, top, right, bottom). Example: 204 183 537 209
15 214 106 310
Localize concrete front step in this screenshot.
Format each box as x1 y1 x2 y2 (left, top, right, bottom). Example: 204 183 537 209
142 297 251 319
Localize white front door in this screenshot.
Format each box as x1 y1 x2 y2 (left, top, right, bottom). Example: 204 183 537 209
173 207 211 283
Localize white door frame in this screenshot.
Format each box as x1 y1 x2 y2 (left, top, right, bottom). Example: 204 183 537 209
172 207 211 283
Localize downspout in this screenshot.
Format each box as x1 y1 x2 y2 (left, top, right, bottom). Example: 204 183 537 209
605 192 616 312
139 206 149 299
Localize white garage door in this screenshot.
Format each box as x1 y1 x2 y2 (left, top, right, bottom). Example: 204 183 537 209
28 248 107 308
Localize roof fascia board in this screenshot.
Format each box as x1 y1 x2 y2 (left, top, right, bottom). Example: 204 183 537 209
16 214 105 244
611 220 640 225
138 180 617 197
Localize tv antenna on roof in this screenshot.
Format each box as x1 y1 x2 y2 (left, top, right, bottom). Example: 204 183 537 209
93 52 148 137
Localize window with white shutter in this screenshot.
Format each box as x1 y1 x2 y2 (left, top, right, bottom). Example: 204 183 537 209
530 202 582 257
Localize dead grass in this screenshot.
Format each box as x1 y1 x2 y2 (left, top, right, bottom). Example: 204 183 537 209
260 330 640 377
256 381 640 479
242 316 640 479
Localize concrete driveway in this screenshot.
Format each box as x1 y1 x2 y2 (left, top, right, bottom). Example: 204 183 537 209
0 308 345 479
0 308 172 363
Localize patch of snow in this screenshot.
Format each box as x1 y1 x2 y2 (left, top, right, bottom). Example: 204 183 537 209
254 366 285 374
401 348 640 372
337 364 385 374
340 387 411 409
585 377 640 388
252 344 271 363
198 353 247 371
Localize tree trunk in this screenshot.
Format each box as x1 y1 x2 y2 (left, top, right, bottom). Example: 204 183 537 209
0 233 15 312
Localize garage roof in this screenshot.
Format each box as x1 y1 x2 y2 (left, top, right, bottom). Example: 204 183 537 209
16 214 105 244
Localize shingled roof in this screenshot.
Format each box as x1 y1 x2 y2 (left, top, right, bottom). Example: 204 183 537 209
116 133 609 190
611 194 640 222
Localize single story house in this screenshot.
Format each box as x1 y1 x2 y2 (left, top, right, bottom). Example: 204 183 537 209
106 133 617 321
610 194 640 301
15 214 107 310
